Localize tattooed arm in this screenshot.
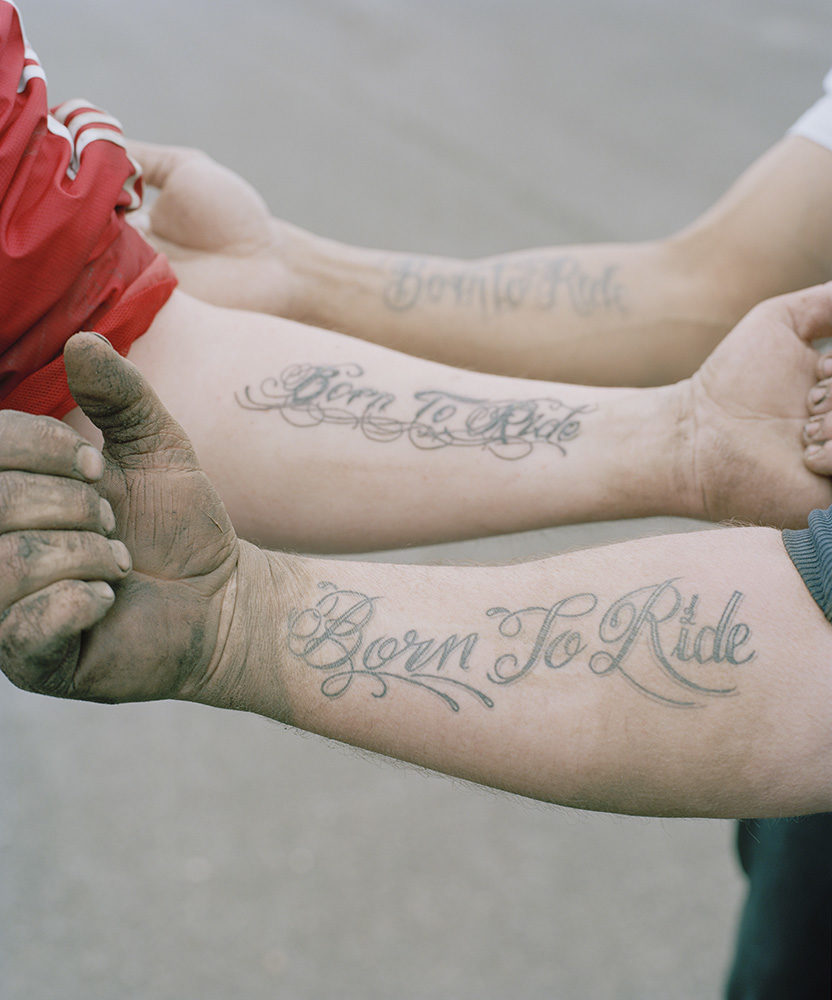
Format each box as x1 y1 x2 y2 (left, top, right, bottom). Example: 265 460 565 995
8 334 832 818
228 528 832 818
129 135 832 386
62 283 832 551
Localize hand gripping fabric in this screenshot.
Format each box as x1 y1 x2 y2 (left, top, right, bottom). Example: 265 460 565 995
0 2 176 418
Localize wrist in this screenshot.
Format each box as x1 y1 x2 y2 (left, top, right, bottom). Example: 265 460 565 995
180 540 308 721
256 219 324 321
280 227 393 332
614 380 701 521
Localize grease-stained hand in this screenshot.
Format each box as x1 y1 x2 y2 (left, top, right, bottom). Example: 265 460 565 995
0 333 240 704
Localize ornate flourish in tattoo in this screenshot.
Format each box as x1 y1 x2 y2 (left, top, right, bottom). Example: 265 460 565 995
288 579 756 713
236 363 594 459
382 256 627 318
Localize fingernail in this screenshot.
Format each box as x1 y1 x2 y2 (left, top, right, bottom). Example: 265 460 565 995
88 581 115 602
76 443 104 480
99 497 116 534
822 357 832 378
110 539 132 572
804 417 823 440
806 444 822 459
82 331 112 345
810 386 828 407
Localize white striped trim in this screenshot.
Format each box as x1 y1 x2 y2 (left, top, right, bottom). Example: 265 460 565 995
17 62 45 93
45 113 72 145
7 7 144 207
64 109 124 140
52 98 104 124
74 125 126 161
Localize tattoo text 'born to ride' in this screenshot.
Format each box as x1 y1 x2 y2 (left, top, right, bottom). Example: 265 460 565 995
236 363 594 459
382 256 627 318
288 579 756 713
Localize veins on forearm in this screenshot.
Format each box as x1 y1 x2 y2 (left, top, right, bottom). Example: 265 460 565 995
381 255 628 318
236 363 594 459
287 579 756 713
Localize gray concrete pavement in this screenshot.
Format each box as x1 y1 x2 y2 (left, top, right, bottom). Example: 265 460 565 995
3 1 831 997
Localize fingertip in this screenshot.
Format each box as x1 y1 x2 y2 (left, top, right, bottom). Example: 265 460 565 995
75 443 104 481
66 330 112 350
99 497 116 535
804 441 832 476
817 353 832 380
63 332 114 375
64 330 144 426
87 580 115 603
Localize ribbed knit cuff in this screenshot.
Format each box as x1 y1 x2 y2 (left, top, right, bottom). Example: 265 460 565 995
783 505 832 621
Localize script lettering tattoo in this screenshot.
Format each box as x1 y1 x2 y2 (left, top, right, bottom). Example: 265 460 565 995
382 256 627 318
288 580 756 712
236 363 594 459
287 582 493 712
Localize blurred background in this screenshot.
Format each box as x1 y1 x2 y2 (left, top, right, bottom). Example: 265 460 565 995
3 1 831 997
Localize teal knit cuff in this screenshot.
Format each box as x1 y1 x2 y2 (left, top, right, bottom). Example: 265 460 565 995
783 505 832 621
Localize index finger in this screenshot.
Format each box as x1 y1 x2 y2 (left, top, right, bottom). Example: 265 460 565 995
125 139 203 190
0 410 104 481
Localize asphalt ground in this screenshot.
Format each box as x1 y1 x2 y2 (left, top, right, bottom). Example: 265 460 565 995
3 2 831 997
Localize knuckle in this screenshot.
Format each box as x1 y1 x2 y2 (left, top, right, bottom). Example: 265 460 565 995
0 471 22 518
4 531 47 583
0 409 15 435
78 482 103 524
0 410 81 470
28 413 73 447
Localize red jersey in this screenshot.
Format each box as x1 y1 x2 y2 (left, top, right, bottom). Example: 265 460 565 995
0 1 176 417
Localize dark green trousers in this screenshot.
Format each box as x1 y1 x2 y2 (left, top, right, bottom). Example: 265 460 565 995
727 816 832 999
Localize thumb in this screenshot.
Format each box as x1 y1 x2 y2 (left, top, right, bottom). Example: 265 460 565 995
64 332 197 469
776 281 832 343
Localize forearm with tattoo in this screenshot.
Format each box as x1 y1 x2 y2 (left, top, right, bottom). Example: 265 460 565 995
236 362 595 459
288 578 755 713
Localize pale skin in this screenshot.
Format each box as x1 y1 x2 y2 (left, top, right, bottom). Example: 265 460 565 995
6 332 832 820
60 271 832 553
56 130 832 553
127 134 832 387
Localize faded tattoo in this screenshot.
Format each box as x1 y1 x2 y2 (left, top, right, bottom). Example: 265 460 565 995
236 364 593 459
382 256 627 318
288 580 756 713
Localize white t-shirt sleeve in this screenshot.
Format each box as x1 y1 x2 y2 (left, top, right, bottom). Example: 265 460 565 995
789 68 832 152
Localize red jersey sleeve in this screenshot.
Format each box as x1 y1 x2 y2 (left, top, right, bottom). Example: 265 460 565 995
0 2 177 418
